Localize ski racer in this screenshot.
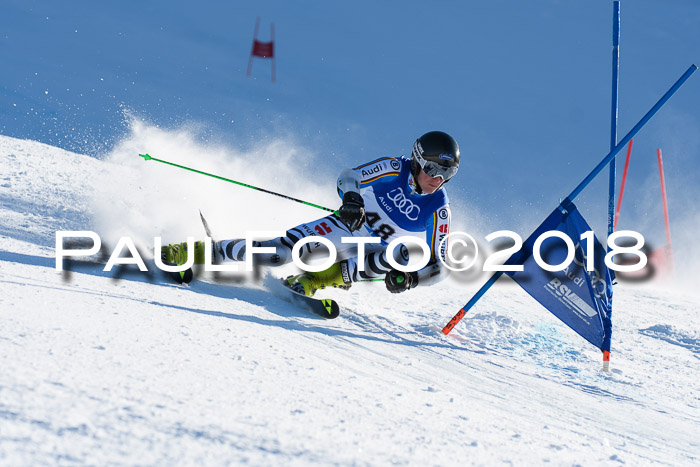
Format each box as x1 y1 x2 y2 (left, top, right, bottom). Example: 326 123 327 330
161 130 460 297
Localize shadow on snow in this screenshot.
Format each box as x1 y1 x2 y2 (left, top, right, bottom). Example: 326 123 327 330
0 250 463 352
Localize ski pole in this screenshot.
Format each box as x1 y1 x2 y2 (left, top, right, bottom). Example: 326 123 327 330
144 154 392 285
139 154 338 215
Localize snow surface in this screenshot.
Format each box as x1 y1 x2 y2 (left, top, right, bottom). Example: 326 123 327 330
1 133 699 465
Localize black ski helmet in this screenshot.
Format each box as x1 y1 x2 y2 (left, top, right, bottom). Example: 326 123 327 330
410 131 460 183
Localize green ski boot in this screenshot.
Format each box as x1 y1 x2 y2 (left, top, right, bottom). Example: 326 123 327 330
287 262 352 297
160 241 208 284
161 241 207 265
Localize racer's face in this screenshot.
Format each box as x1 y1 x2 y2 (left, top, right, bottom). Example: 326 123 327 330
417 169 444 194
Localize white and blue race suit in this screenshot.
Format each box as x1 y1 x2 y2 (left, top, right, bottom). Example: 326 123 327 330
217 156 451 287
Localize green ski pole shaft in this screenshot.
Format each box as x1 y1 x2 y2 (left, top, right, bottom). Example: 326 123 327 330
139 154 338 215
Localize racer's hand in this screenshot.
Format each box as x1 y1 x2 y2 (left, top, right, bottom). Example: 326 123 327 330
385 269 418 293
338 191 365 232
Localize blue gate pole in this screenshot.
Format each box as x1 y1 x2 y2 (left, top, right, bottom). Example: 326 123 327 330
609 1 621 240
603 0 621 369
443 64 697 335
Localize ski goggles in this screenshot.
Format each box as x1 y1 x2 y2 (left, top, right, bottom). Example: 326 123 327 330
420 160 458 181
412 144 458 181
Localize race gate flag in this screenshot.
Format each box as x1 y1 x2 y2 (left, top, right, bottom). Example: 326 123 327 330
506 202 614 353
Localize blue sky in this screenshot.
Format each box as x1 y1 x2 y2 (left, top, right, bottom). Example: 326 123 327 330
2 0 699 245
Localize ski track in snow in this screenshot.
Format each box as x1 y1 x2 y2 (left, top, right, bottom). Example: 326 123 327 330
1 135 699 465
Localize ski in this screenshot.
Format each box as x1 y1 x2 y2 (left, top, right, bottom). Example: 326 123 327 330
199 210 214 239
280 278 340 319
164 264 194 284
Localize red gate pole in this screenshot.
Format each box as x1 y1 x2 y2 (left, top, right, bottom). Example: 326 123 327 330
657 149 674 272
246 17 261 77
270 23 276 83
613 138 634 231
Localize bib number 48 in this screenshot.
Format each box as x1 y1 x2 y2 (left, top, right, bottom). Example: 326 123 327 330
366 211 395 241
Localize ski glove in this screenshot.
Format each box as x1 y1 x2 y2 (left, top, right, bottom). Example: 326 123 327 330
338 191 366 232
385 269 418 294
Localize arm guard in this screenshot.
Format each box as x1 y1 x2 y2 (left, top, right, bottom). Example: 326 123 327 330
337 168 361 197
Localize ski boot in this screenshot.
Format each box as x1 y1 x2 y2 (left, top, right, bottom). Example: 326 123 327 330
160 241 208 284
287 262 352 297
